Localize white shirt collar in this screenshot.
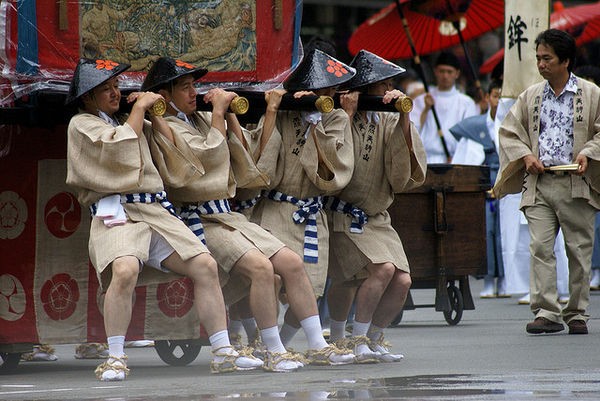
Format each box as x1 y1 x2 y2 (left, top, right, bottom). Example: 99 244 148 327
97 110 118 127
544 73 578 98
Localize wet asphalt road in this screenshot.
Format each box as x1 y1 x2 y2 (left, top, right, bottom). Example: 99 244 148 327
2 277 600 401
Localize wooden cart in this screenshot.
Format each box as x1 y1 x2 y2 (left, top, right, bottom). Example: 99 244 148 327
387 164 490 325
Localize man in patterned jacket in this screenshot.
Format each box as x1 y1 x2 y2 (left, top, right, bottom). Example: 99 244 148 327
494 29 600 335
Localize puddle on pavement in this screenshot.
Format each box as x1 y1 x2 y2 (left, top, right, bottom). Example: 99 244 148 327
80 373 600 400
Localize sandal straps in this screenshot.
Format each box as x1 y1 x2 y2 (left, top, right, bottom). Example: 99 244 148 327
263 351 304 372
94 355 129 380
37 344 56 354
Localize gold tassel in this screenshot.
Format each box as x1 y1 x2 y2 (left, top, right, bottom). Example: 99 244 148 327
273 0 282 30
58 0 68 31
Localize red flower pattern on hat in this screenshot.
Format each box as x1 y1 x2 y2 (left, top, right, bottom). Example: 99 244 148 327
95 59 119 71
326 59 349 78
176 60 196 70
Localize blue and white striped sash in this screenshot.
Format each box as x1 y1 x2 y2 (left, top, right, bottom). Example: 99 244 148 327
90 191 179 219
230 194 261 212
263 189 322 264
323 196 368 234
178 199 231 245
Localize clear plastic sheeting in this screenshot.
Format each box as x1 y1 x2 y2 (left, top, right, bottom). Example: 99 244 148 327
0 0 303 107
0 124 15 158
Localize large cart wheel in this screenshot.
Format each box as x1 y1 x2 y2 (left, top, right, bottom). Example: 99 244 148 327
154 340 202 366
0 352 21 374
443 283 464 325
389 310 404 327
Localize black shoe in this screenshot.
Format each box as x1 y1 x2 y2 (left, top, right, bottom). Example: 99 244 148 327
567 319 588 335
526 317 564 334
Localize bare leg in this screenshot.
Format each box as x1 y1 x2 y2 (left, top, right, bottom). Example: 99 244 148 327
326 281 357 341
162 252 227 335
354 262 395 324
230 251 303 371
272 248 354 363
230 249 278 329
103 256 139 337
227 301 244 347
365 269 411 362
271 247 319 321
164 251 266 371
97 256 140 381
326 281 356 322
371 269 411 328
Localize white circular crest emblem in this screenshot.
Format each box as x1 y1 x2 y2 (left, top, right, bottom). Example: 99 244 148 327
0 274 26 321
0 191 28 239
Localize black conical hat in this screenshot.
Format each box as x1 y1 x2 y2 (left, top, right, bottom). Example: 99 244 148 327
341 50 406 90
141 57 208 92
65 58 131 104
284 49 356 91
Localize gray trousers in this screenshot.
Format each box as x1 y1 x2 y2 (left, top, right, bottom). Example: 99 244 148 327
523 174 595 323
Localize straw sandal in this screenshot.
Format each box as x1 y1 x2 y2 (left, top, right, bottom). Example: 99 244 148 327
370 334 404 362
75 343 109 359
21 344 58 362
229 333 243 351
305 344 355 366
350 336 380 364
262 351 306 373
284 348 308 367
95 355 129 381
210 346 263 374
249 336 267 360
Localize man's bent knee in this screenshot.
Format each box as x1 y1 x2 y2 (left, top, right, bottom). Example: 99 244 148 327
393 270 412 289
272 247 304 276
368 262 396 283
188 253 219 281
110 256 140 288
235 251 274 283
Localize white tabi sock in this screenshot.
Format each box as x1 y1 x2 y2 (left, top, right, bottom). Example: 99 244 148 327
107 335 125 358
351 320 371 337
209 330 232 352
260 326 287 354
209 330 263 370
300 315 328 350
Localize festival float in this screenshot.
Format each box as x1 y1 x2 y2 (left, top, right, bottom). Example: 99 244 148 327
0 0 302 373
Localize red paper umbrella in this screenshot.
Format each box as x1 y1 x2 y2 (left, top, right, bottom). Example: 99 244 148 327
348 0 504 59
349 0 504 160
480 1 600 75
574 16 600 46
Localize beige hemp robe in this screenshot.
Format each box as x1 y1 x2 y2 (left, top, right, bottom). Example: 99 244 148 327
493 77 600 208
66 112 206 289
250 109 354 296
328 112 427 281
148 112 282 304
